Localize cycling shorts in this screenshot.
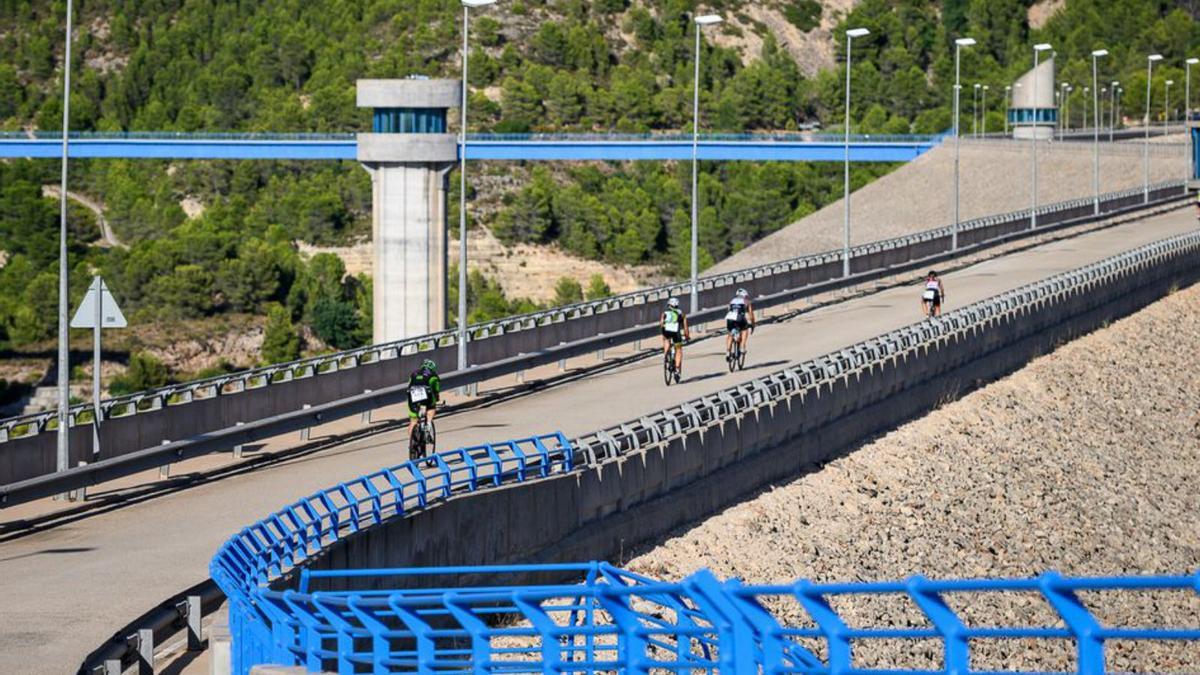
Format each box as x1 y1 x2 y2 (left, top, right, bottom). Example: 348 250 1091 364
726 318 750 333
408 400 436 419
662 328 684 345
923 290 941 306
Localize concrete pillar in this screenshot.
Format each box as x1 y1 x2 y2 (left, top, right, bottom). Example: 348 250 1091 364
364 162 449 339
357 79 461 344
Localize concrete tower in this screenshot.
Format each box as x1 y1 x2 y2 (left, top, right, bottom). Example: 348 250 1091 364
1009 57 1057 140
357 79 460 343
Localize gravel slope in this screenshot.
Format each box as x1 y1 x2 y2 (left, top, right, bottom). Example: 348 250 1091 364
627 282 1200 671
711 138 1190 274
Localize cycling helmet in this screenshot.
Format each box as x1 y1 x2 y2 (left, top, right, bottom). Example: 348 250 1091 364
667 297 680 308
928 270 938 278
736 288 749 298
421 359 437 372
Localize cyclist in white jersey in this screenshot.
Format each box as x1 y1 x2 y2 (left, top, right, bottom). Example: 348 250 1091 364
921 270 946 318
725 288 755 359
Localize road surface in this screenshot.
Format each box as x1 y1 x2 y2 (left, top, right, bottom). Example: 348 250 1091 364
0 207 1196 674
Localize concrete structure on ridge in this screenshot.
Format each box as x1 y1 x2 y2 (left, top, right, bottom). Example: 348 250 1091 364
1009 57 1057 140
357 79 460 342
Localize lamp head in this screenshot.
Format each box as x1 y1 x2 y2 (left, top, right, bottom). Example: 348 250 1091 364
1148 54 1164 62
1112 81 1120 86
1188 58 1200 65
1091 49 1109 57
846 28 870 38
462 0 497 7
955 37 976 47
695 14 723 26
983 85 989 90
974 83 981 89
1034 43 1052 52
1167 79 1175 85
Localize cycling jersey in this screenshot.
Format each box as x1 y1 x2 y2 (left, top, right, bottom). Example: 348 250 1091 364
923 279 942 304
662 308 685 344
407 367 441 416
726 297 750 330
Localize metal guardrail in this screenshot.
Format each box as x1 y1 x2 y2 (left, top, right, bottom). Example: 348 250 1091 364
247 563 1200 674
208 433 574 675
0 131 359 141
0 181 1190 505
204 230 1200 674
0 131 941 143
0 179 1184 447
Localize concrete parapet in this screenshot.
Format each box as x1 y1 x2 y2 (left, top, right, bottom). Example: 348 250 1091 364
303 234 1199 587
356 79 461 109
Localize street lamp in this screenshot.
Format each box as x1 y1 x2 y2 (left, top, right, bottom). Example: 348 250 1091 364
1004 84 1012 135
952 37 975 250
456 0 498 375
1091 48 1108 214
1031 43 1052 229
1061 82 1071 134
1165 79 1174 130
973 83 981 137
1145 53 1163 203
689 12 722 313
982 85 989 135
842 27 870 278
55 0 75 482
1082 86 1089 130
1109 81 1119 142
1187 59 1198 184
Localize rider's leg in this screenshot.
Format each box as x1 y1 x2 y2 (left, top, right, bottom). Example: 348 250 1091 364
739 324 750 350
674 339 683 370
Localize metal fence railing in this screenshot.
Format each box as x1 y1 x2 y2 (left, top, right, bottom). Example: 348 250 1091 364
249 563 1200 674
1 179 1184 448
205 230 1200 675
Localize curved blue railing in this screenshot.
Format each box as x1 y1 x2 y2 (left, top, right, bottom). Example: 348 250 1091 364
258 563 1200 674
210 433 576 674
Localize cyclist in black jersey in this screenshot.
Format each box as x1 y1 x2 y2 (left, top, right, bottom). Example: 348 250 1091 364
725 288 755 358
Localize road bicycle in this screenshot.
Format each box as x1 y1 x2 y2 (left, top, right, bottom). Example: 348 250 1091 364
408 404 436 462
663 342 682 385
726 326 748 372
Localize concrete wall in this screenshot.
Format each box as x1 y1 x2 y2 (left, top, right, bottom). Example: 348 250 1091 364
303 236 1199 591
0 187 1184 488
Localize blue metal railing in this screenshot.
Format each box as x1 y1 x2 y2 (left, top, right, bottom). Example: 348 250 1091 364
0 131 358 141
230 561 1200 674
210 432 576 674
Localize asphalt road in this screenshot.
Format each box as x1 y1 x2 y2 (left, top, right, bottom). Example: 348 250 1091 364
1 207 1196 674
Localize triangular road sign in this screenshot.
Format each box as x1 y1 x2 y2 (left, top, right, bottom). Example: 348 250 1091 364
71 277 127 328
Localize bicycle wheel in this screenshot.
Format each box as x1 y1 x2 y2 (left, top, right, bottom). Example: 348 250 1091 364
663 348 674 386
425 419 437 456
737 344 747 370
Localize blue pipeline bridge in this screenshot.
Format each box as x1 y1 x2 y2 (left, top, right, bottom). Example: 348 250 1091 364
0 131 941 162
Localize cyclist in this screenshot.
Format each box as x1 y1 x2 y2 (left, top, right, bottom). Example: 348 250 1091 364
725 288 755 362
406 359 441 443
660 297 689 379
921 270 945 318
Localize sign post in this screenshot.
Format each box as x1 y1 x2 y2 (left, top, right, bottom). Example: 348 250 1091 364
71 276 126 459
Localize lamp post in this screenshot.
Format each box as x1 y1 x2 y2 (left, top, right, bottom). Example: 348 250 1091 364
1109 81 1119 142
1061 82 1071 133
55 0 75 482
952 37 975 250
1145 53 1163 203
1165 79 1174 131
1187 59 1198 184
1091 49 1108 215
842 27 870 278
973 83 981 137
1031 43 1052 229
689 13 722 313
1116 86 1123 136
1004 84 1012 135
982 85 989 135
456 0 497 375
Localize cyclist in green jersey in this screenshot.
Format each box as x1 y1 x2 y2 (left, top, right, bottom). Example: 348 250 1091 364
406 359 441 438
661 297 690 374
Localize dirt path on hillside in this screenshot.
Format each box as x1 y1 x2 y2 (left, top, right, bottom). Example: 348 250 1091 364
41 185 124 248
628 282 1200 671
